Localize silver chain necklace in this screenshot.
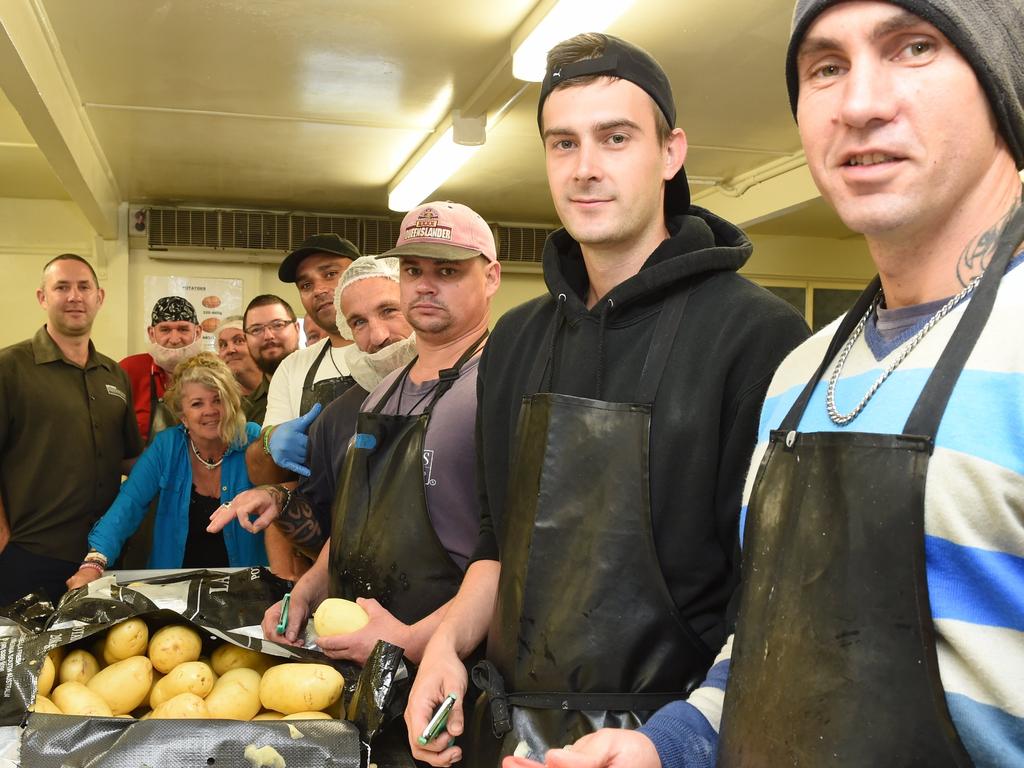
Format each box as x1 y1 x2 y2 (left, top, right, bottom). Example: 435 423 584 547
825 273 983 426
189 437 225 469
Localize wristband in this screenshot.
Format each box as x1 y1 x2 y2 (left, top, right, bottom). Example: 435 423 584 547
84 550 108 568
271 483 293 513
78 561 104 574
262 425 278 456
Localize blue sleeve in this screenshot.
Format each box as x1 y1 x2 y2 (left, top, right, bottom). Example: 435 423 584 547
87 431 169 561
636 656 732 768
638 700 719 768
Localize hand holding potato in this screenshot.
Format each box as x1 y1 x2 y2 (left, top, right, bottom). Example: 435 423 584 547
315 598 410 666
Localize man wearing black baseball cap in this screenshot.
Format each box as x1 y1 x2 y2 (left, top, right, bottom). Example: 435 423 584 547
407 33 808 765
246 233 361 488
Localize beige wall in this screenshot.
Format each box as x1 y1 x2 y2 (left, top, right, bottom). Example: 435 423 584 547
1 198 876 359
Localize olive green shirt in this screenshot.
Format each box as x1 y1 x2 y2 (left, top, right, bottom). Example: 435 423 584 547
243 375 269 426
0 326 143 562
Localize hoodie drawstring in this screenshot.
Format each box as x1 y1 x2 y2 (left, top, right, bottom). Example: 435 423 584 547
542 293 568 392
595 298 613 401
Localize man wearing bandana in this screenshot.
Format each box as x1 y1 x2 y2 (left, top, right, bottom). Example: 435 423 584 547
119 296 204 444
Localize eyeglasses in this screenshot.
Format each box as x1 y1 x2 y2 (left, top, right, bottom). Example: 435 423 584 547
245 319 295 337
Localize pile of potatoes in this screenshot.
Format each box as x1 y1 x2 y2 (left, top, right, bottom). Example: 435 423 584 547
30 617 346 721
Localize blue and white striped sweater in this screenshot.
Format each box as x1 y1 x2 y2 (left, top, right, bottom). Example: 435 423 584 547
641 260 1024 767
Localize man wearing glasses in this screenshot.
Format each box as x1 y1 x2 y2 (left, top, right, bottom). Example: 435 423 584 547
240 295 301 424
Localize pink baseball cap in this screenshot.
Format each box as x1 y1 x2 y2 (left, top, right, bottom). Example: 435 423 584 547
381 201 497 263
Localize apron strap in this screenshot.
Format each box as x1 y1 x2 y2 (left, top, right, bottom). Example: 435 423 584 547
526 296 566 395
426 329 489 413
147 367 160 439
471 660 687 739
634 285 692 404
779 277 881 432
903 201 1024 438
300 341 333 396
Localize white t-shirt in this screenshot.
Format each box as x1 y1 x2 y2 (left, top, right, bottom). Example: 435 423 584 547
262 339 353 427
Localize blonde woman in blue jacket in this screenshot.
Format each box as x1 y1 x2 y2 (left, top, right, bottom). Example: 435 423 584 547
67 353 266 588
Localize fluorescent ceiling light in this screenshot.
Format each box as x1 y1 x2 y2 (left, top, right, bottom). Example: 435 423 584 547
512 0 635 82
388 126 481 212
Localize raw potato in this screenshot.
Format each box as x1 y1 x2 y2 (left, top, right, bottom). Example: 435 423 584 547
282 711 331 720
150 661 216 708
30 695 62 715
259 664 344 715
252 711 284 721
150 692 209 719
211 643 276 675
148 625 202 673
37 654 55 697
87 656 153 714
313 598 369 637
105 618 149 661
59 650 100 685
205 668 262 721
51 682 113 717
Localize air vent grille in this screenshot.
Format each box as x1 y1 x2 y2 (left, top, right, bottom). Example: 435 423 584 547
144 207 553 265
149 208 219 248
495 225 554 263
222 210 290 251
362 219 404 256
290 215 361 248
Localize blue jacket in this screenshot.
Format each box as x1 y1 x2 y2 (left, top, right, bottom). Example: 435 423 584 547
89 423 267 568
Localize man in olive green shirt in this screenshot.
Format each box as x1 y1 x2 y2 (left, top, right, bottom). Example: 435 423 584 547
0 254 142 604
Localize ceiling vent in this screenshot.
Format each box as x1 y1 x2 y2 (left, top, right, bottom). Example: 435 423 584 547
289 214 362 249
142 207 553 266
495 224 554 264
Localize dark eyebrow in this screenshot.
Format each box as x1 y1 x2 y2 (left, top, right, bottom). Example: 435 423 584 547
798 10 927 61
543 118 642 141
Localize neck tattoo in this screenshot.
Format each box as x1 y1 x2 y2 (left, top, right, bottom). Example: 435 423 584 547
825 272 983 426
189 437 225 469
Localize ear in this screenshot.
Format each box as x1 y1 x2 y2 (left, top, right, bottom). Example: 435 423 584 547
96 287 106 308
662 127 688 182
193 325 203 341
483 260 501 299
147 326 157 343
36 288 47 309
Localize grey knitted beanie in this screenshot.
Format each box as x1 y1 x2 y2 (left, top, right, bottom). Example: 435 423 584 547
785 0 1024 169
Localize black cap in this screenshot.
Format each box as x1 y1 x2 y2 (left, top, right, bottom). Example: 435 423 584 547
537 34 689 212
278 233 361 283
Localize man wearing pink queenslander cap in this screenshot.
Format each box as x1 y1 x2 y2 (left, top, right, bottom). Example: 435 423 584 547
250 201 499 740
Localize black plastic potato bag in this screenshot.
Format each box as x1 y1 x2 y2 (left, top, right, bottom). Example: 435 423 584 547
0 568 408 767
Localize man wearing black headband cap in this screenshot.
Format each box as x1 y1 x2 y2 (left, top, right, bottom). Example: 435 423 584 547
408 33 808 766
119 295 203 444
527 2 1024 767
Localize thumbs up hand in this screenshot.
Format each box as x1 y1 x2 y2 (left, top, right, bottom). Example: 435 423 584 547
268 402 322 477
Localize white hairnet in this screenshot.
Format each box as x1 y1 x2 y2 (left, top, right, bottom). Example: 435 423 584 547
334 255 401 341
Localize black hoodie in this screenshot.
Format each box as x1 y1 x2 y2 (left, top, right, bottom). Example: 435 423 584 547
474 205 809 652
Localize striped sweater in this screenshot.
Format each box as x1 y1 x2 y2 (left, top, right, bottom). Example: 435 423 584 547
640 258 1024 768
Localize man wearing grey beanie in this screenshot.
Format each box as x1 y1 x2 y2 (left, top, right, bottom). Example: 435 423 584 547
509 2 1024 767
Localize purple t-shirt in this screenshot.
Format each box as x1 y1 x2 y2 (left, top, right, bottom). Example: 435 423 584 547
361 356 480 570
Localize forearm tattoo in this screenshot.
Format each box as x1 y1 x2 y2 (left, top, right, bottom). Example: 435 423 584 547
956 198 1022 286
268 485 324 557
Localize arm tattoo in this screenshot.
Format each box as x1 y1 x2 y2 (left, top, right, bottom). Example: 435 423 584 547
268 485 324 557
956 198 1022 286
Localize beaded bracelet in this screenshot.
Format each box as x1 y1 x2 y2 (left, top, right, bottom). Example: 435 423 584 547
262 425 278 456
78 560 104 574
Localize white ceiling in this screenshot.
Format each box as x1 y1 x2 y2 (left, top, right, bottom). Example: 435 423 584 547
0 0 850 236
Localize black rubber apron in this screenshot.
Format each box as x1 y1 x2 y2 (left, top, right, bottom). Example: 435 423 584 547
300 341 356 415
469 288 713 762
328 334 485 625
717 205 1024 767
